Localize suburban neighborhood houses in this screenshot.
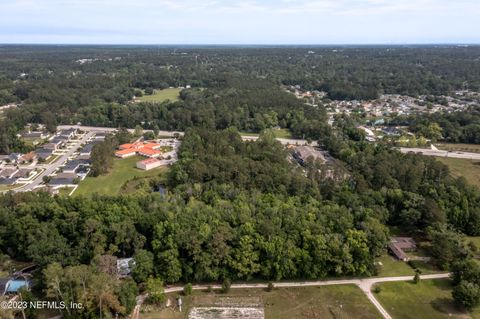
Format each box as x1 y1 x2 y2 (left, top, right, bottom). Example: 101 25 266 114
0 126 181 195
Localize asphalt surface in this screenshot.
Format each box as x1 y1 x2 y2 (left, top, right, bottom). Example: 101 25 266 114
400 147 480 160
14 132 94 192
59 125 317 146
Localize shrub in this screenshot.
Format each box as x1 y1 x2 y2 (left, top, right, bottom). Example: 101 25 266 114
222 278 231 293
183 283 193 296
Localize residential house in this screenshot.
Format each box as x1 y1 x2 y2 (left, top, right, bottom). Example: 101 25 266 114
63 158 90 174
58 128 77 139
19 151 37 164
8 153 22 164
388 237 417 261
12 169 34 181
48 173 78 186
0 177 16 186
36 148 54 161
80 141 99 156
293 146 326 165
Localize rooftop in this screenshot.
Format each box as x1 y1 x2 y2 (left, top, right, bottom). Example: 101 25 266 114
140 158 161 165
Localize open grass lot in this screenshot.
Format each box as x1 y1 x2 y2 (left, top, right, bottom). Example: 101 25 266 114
467 236 480 249
57 186 75 196
138 88 181 103
21 136 46 147
466 237 480 259
0 183 25 192
74 156 167 196
375 279 480 319
437 157 480 188
141 285 380 319
375 254 440 277
273 128 292 138
240 129 292 139
437 143 480 154
375 255 416 277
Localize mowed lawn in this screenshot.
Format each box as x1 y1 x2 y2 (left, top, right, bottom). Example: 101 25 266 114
74 156 166 196
375 279 480 319
375 254 440 278
141 285 380 319
240 128 293 139
437 157 480 188
137 88 181 103
375 255 416 277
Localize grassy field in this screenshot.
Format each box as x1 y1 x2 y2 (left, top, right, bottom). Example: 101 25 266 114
437 143 480 153
375 279 480 319
74 156 167 196
467 236 480 249
137 88 181 103
141 285 380 319
0 183 25 192
375 255 416 277
273 128 293 138
44 155 60 164
57 186 75 197
375 254 439 277
437 157 480 188
240 129 293 139
466 237 480 259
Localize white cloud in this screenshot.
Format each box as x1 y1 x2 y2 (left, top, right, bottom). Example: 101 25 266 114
0 0 479 43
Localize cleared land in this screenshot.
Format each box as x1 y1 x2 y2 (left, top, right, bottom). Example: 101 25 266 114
74 156 167 196
374 279 480 319
240 129 292 139
141 285 380 319
437 143 480 154
137 88 181 103
57 186 75 197
375 255 416 277
437 157 480 188
375 254 439 278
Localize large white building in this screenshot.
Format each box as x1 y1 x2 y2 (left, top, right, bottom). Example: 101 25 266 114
136 158 163 170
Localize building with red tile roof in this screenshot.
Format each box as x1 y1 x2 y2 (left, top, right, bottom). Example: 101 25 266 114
115 142 163 159
138 147 161 158
115 148 137 158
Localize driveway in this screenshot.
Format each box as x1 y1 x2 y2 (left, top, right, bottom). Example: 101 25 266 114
14 132 94 192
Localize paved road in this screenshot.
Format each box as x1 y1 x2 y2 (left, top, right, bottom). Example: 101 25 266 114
400 147 480 160
57 125 184 138
59 125 317 146
13 132 94 192
129 273 449 319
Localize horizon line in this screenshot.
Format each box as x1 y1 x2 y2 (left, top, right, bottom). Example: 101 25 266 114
1 43 480 47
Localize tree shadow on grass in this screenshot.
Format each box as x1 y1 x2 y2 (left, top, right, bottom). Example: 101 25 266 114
430 298 466 316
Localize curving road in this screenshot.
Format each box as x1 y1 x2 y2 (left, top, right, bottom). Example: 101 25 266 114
132 273 450 319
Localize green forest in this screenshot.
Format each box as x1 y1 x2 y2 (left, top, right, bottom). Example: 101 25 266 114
1 45 480 318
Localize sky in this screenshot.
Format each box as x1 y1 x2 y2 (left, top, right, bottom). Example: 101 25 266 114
0 0 479 44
